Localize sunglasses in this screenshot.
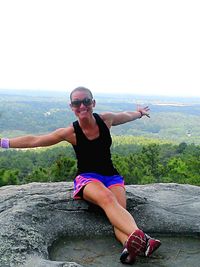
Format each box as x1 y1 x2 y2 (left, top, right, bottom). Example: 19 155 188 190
71 97 93 107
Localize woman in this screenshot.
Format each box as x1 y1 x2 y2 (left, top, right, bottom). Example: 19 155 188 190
0 86 161 264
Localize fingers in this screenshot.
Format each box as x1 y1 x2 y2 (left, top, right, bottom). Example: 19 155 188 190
137 105 150 111
142 108 150 118
139 107 150 117
143 106 150 112
136 105 150 118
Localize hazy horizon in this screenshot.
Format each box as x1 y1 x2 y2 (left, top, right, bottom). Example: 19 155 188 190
1 88 200 101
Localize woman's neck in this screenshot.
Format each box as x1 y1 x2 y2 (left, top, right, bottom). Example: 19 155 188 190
78 114 96 129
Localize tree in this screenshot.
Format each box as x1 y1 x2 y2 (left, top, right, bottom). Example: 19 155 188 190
165 157 189 183
0 169 19 186
50 157 77 182
141 144 162 182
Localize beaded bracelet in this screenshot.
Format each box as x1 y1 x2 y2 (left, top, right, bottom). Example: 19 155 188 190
138 110 143 118
0 138 10 149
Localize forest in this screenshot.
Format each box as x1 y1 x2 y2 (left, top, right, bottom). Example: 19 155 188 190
0 90 200 187
0 137 200 187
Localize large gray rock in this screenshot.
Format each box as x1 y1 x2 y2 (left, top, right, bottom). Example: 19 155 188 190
0 182 200 267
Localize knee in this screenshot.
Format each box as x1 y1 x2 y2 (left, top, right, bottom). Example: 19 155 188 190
97 190 116 208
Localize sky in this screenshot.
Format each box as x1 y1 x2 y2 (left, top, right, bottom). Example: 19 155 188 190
0 0 200 97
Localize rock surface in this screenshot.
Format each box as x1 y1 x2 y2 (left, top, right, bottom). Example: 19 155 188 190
0 182 200 267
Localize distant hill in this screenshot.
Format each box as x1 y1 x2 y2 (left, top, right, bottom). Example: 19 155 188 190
0 89 200 144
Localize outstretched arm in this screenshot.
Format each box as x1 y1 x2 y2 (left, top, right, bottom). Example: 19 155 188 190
0 127 73 149
101 106 150 127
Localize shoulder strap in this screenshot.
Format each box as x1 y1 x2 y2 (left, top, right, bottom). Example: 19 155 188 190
93 113 104 125
72 120 84 138
93 113 109 130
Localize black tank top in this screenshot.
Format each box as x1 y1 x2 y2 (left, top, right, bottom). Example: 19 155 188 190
72 113 119 176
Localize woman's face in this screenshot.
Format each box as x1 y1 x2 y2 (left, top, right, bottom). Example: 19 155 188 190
70 90 95 119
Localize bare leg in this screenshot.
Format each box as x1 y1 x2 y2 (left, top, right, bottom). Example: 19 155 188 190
109 186 130 245
82 182 138 237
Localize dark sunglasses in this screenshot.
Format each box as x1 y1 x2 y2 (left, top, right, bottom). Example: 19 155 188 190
71 97 93 107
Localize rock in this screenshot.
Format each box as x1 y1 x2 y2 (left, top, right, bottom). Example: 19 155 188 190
0 182 200 267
